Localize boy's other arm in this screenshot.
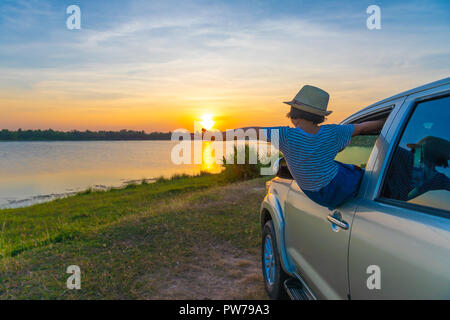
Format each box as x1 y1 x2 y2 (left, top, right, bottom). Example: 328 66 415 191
216 127 265 140
352 120 385 137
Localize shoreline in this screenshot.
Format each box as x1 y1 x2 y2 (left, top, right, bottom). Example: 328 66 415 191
0 177 165 210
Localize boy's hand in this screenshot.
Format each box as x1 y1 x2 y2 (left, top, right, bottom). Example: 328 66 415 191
353 119 386 136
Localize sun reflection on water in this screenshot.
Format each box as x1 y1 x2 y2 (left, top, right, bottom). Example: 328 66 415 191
201 141 220 172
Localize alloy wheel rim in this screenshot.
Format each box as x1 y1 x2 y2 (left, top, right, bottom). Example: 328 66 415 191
264 235 275 286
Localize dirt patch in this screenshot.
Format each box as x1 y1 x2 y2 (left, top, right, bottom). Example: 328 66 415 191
140 242 267 300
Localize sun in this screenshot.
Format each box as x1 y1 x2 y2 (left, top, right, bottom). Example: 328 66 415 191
200 114 215 130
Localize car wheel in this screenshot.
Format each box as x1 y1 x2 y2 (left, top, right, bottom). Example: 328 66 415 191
262 220 289 299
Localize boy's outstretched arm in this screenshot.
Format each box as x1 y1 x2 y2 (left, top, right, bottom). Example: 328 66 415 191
214 127 265 140
352 120 385 137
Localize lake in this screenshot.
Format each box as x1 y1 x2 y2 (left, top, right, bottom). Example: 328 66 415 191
0 140 277 208
0 140 372 209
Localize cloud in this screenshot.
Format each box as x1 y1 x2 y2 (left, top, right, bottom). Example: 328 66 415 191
0 0 449 129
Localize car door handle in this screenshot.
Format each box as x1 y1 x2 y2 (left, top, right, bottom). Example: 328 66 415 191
327 211 349 230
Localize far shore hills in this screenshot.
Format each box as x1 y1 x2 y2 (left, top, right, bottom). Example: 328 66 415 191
0 128 217 141
0 129 172 141
0 128 377 146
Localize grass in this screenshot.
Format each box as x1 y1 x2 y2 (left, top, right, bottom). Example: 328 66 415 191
0 172 221 258
222 145 276 182
0 171 272 299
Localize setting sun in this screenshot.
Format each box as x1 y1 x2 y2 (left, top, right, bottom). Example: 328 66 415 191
200 114 215 130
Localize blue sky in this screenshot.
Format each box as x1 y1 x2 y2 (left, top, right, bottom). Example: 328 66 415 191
0 0 449 131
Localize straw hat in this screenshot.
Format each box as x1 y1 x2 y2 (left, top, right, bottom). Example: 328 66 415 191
284 85 332 116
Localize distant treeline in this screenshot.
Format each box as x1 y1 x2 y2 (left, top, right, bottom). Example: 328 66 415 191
0 129 172 141
350 135 378 147
0 129 381 144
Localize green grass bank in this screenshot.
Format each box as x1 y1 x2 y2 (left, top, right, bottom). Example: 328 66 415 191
0 171 271 299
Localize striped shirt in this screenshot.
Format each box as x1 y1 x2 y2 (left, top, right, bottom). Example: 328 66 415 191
264 124 355 191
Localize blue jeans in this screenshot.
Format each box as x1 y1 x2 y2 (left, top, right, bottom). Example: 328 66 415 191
303 161 364 210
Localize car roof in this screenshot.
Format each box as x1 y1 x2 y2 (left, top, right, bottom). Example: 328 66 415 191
342 77 450 122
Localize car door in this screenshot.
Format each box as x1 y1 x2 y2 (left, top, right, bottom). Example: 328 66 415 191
349 87 450 299
284 98 405 299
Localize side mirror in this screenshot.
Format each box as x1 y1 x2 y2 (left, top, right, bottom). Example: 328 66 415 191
275 157 293 179
272 157 282 176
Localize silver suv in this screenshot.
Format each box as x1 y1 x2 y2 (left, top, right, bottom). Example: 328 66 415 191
260 78 450 300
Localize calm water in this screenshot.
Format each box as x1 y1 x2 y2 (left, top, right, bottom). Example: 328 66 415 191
0 140 276 209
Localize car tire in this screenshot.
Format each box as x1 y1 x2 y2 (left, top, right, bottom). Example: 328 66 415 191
262 220 289 300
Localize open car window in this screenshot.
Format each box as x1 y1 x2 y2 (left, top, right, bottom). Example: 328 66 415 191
336 109 391 169
335 135 378 169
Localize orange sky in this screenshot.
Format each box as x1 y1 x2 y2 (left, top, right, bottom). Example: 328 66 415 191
0 75 433 132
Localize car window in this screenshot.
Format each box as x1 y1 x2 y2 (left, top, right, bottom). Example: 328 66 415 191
335 135 378 169
381 96 450 212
